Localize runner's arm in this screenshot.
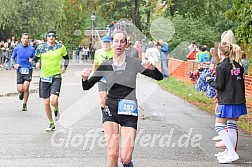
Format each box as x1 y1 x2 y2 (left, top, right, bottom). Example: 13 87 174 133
82 71 103 90
32 56 40 63
32 56 41 68
141 68 163 80
63 54 69 69
82 63 106 90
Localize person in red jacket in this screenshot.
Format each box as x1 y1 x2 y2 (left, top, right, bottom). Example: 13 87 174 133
186 46 197 60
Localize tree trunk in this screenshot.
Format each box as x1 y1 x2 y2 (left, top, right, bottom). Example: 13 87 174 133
132 0 141 31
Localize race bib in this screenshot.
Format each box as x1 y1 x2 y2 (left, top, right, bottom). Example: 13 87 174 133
19 68 29 74
118 99 138 116
41 77 53 83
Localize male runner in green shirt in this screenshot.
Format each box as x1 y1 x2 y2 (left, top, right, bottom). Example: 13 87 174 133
33 30 69 131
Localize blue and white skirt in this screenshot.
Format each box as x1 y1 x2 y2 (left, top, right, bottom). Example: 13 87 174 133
216 104 247 118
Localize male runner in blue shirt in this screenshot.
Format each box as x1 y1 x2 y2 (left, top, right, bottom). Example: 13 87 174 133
12 33 35 111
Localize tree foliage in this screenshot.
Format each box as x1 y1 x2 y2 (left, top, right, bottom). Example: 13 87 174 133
225 0 252 46
164 14 219 58
85 0 234 48
0 0 250 54
0 0 87 49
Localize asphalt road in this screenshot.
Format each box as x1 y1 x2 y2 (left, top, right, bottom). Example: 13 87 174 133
0 64 251 167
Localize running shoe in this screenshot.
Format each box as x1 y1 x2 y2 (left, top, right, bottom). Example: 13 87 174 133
22 103 27 111
54 107 60 121
218 153 239 164
19 92 24 100
46 123 55 132
122 162 134 167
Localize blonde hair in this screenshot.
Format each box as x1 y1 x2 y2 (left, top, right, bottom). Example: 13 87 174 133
219 42 236 69
232 44 241 63
221 30 235 44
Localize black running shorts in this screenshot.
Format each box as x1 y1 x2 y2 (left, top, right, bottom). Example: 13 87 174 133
16 69 33 84
39 75 62 98
102 99 138 129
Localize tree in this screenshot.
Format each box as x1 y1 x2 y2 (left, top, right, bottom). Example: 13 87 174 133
169 14 219 58
0 0 87 49
85 0 146 30
225 0 252 47
0 0 66 39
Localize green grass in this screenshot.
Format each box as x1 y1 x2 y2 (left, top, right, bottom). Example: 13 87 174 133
158 76 252 134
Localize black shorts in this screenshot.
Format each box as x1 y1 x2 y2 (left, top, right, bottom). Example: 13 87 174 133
98 81 107 92
102 99 138 129
17 69 33 84
39 74 62 98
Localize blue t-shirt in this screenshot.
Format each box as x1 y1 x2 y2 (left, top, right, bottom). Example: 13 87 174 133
12 44 35 69
198 51 210 64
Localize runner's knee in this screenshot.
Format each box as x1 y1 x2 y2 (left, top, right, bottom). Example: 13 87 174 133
17 87 23 93
50 99 58 107
108 150 118 162
23 86 29 92
44 99 50 106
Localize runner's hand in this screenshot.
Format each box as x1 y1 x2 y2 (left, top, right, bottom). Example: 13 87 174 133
61 67 66 74
81 68 92 81
141 61 155 70
14 64 19 69
36 62 40 68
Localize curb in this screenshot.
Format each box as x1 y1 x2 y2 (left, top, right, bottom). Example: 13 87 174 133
0 88 39 98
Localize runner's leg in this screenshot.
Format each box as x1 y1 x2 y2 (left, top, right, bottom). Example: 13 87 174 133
104 121 119 167
23 81 30 104
120 127 136 165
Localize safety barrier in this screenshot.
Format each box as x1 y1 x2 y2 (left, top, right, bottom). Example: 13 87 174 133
169 58 252 108
70 49 94 64
168 58 198 84
0 49 13 70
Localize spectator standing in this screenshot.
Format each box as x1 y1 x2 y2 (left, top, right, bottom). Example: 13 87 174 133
145 41 161 70
141 39 148 62
125 36 138 59
241 51 248 75
75 45 82 63
82 45 90 63
159 39 169 77
206 42 247 164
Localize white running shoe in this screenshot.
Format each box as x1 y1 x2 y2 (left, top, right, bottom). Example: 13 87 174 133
212 135 222 141
218 153 239 164
46 123 55 132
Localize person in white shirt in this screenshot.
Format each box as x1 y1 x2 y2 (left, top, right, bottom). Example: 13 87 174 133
145 41 161 70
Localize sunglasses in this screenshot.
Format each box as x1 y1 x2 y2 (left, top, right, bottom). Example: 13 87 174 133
47 34 56 38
